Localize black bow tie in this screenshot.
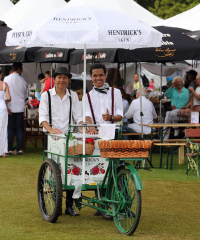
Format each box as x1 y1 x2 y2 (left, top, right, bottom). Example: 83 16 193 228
94 87 109 94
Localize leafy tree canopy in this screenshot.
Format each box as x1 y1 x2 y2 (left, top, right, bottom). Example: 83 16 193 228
149 0 200 19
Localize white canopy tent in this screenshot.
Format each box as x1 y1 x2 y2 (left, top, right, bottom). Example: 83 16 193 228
0 0 14 19
0 0 66 28
153 4 200 31
67 0 161 25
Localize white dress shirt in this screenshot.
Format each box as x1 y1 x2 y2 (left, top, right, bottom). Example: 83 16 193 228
125 96 157 134
39 87 82 133
122 99 129 123
85 87 123 125
4 73 28 113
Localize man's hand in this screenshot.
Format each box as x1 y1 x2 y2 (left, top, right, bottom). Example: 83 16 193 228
7 107 12 115
88 127 98 135
49 128 62 134
102 108 111 121
170 105 176 110
181 106 187 109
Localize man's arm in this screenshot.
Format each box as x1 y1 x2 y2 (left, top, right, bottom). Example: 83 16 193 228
42 121 62 134
86 116 98 135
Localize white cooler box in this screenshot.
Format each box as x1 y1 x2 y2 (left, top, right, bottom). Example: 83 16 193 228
47 133 108 185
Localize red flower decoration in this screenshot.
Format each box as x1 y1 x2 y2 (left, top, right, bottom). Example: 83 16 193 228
30 99 40 108
67 170 71 174
101 169 105 174
85 138 95 145
92 166 100 175
72 167 80 175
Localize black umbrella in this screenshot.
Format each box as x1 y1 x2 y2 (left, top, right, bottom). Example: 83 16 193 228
183 30 200 42
69 48 120 65
35 47 74 63
0 21 11 52
0 46 41 63
118 26 200 62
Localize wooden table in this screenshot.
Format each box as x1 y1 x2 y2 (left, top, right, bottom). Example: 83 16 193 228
141 123 200 168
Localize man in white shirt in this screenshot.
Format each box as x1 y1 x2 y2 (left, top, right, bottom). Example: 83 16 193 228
123 88 157 139
86 63 123 135
85 63 123 216
39 67 82 216
4 63 29 155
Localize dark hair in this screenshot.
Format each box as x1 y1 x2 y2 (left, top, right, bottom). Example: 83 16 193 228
45 71 51 76
119 88 126 96
38 73 45 80
12 63 22 71
90 63 106 75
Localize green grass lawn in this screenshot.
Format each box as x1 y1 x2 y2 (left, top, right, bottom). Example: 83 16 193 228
0 144 199 240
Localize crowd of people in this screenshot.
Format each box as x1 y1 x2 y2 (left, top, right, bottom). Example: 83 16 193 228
1 62 200 159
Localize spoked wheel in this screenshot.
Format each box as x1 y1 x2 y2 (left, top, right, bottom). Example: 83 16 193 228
37 159 62 223
112 169 141 236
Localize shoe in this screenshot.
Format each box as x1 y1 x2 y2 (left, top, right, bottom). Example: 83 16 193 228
17 150 23 155
94 210 101 216
6 151 12 156
174 129 180 137
65 207 80 216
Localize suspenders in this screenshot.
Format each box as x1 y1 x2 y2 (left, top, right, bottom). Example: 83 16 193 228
87 87 114 124
47 89 72 129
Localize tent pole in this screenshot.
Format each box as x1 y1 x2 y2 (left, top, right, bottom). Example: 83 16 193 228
138 61 143 138
124 63 126 89
82 44 86 185
50 63 53 89
160 63 163 117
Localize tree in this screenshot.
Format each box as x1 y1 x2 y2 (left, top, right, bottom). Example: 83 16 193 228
134 0 155 10
149 0 200 19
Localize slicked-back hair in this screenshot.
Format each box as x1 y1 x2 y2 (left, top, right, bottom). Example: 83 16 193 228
90 63 106 75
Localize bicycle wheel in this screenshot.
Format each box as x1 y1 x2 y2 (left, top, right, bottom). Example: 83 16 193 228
37 159 62 223
112 169 141 236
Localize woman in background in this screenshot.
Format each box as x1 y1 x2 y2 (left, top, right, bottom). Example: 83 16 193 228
0 72 11 157
40 71 54 95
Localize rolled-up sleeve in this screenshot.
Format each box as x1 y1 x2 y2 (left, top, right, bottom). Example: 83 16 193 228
72 92 83 123
39 92 49 125
115 90 123 117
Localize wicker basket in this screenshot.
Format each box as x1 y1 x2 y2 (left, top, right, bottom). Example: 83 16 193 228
98 140 152 158
68 144 95 155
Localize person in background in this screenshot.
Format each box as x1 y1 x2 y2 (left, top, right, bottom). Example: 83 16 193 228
184 69 197 89
120 88 129 126
123 88 157 139
179 73 200 122
133 73 143 91
0 76 11 157
164 76 189 138
149 79 154 90
73 88 83 101
4 63 30 155
40 71 54 94
38 73 45 91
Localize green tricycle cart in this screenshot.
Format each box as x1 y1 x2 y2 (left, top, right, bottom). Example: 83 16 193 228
37 124 150 236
